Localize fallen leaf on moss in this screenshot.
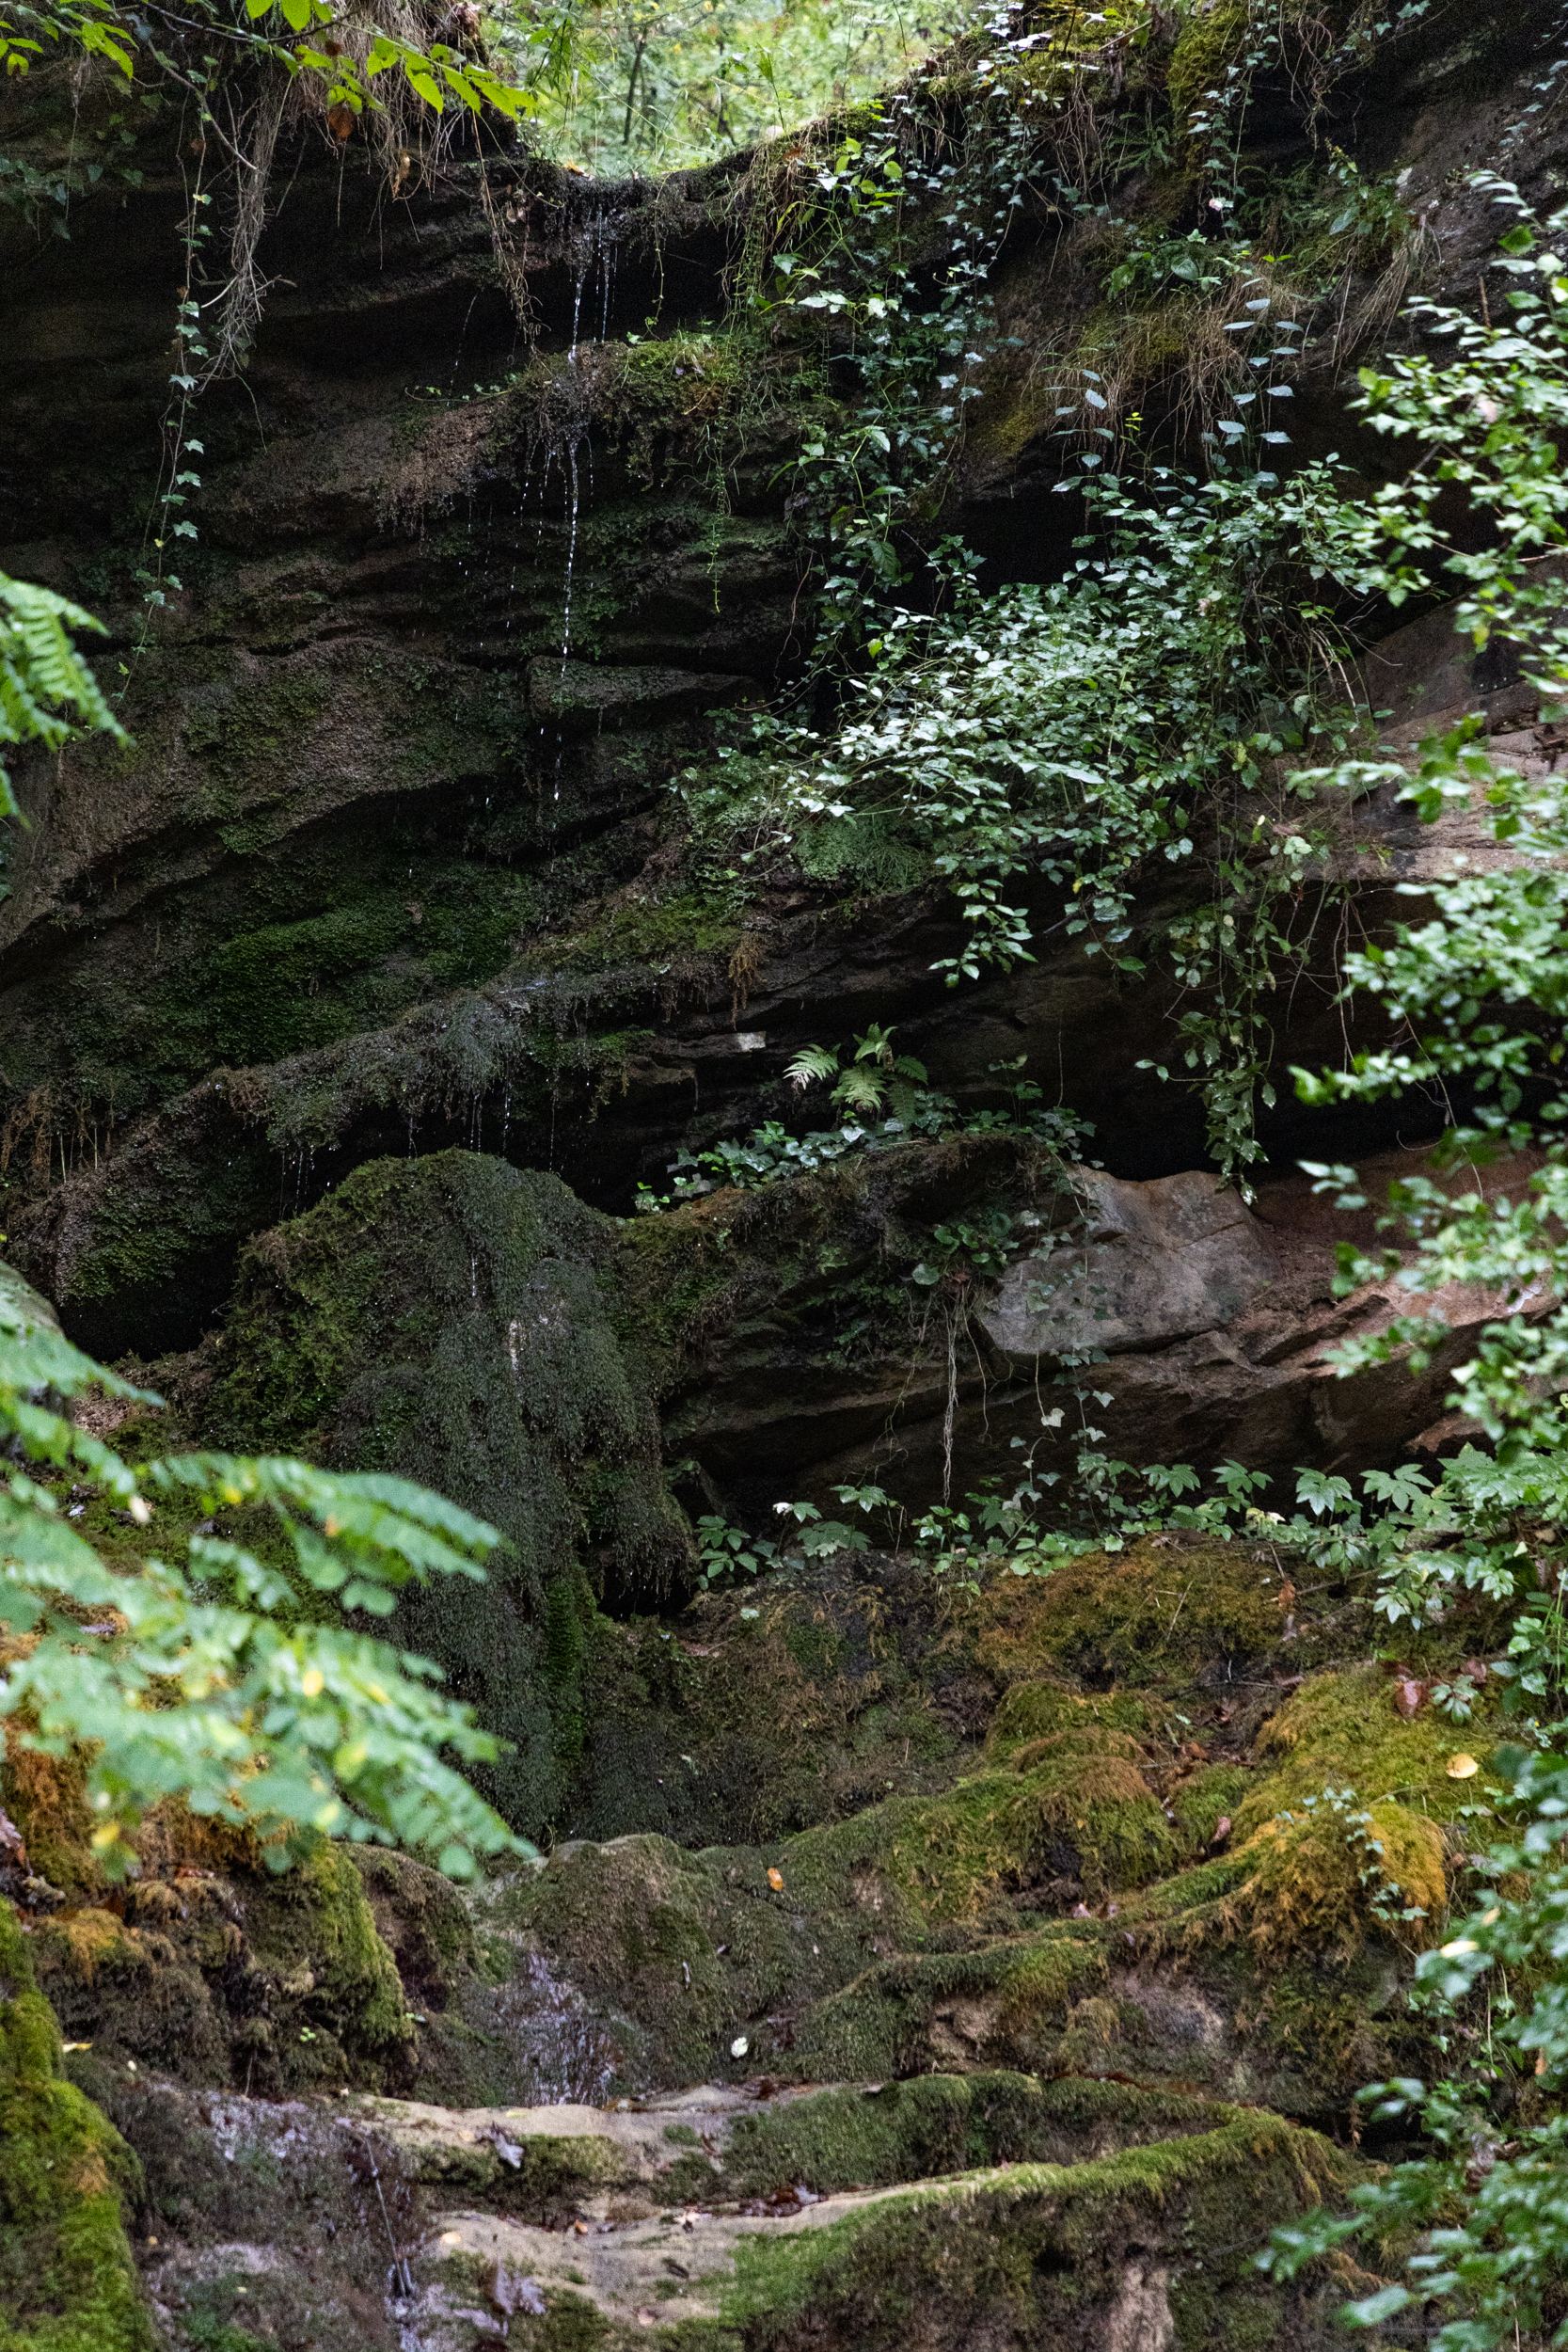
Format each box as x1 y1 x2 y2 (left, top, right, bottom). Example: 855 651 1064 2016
1211 1817 1231 1845
767 1867 784 1891
1394 1678 1426 1719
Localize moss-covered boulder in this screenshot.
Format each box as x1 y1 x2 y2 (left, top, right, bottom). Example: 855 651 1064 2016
206 1148 690 1827
0 1899 152 2352
3 1739 432 2097
717 2113 1359 2352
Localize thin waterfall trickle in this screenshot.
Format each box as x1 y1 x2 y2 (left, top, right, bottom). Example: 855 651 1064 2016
552 437 581 810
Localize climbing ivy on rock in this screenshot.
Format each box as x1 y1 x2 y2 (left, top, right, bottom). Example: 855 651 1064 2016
673 0 1445 1185
690 459 1365 1184
1250 177 1568 2352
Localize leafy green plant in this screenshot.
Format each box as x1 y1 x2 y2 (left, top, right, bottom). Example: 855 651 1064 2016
0 571 126 813
240 0 535 125
1265 181 1568 1699
694 1514 779 1588
913 1466 1082 1589
0 1278 525 1879
1261 1746 1568 2349
785 1025 929 1125
769 1500 868 1561
693 461 1364 1185
1105 226 1235 302
911 1209 1018 1289
634 1108 932 1207
1248 176 1568 2343
0 0 136 78
1238 146 1413 288
637 1053 1088 1211
0 0 535 123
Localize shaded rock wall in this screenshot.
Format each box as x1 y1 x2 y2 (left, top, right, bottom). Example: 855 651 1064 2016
5 11 1568 2344
5 0 1568 1361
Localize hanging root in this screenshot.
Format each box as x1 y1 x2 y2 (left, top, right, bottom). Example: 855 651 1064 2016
194 0 488 386
206 75 289 378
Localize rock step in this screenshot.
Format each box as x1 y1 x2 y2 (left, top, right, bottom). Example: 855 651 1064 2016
136 2072 1368 2349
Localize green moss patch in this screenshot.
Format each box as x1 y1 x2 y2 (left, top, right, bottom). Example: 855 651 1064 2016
983 1685 1171 1763
530 890 742 977
1169 1762 1252 1852
1167 0 1249 133
974 1539 1286 1688
784 1925 1109 2084
0 1899 153 2352
721 2112 1357 2351
3 1740 421 2096
889 1744 1179 1913
1236 1662 1494 1834
721 2072 1245 2200
1117 1664 1483 1968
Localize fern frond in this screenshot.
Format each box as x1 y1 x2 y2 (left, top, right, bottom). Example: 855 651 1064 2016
853 1023 898 1066
0 571 129 817
785 1043 841 1092
832 1067 887 1116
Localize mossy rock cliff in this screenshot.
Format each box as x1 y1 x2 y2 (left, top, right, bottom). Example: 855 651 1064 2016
204 1148 689 1828
4 3 1565 2345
